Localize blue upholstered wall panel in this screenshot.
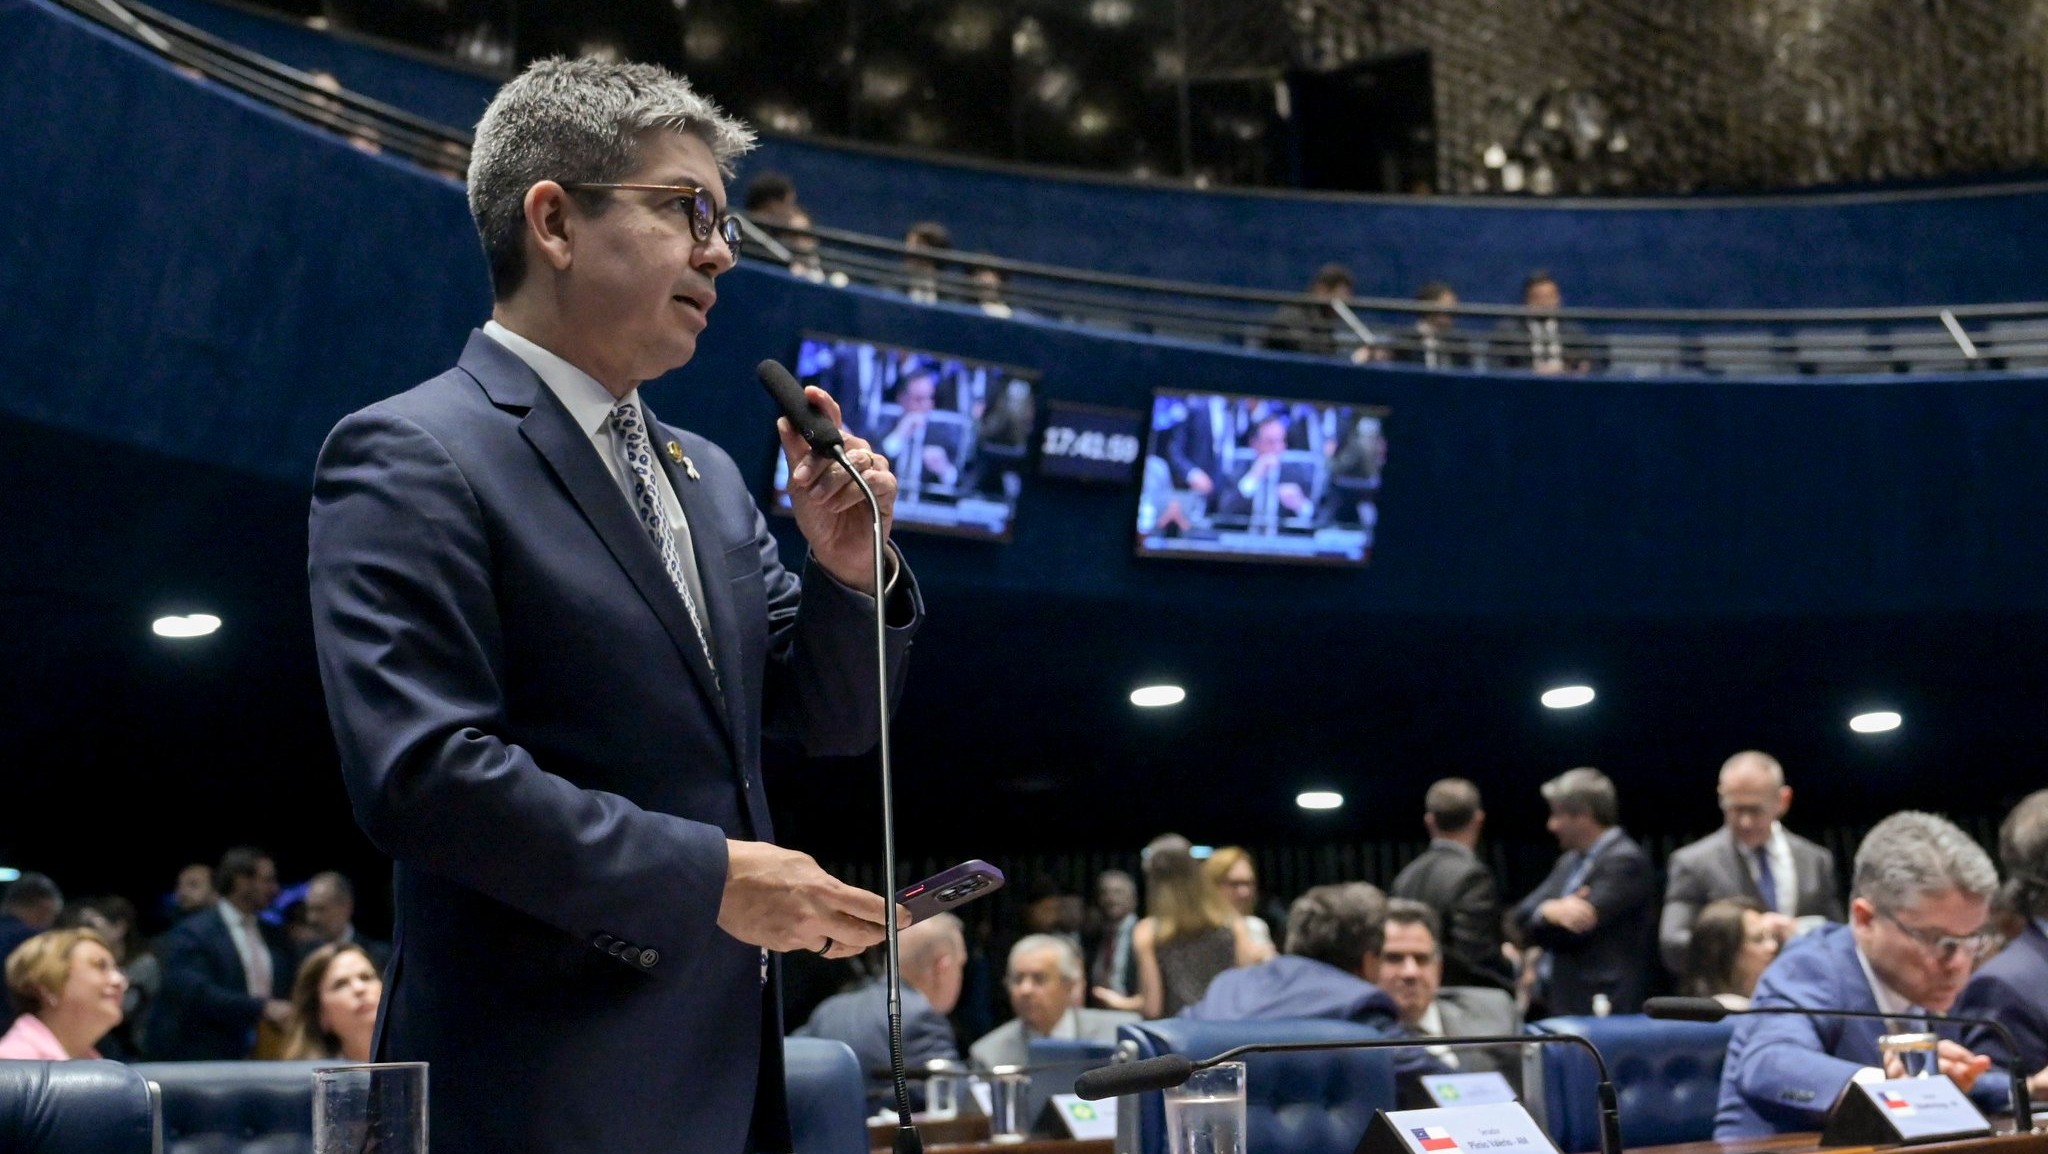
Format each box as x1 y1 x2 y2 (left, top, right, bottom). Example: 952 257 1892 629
8 0 2048 624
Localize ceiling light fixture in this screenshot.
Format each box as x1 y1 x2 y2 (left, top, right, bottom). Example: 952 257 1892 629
1849 711 1901 734
153 613 222 639
1540 685 1595 709
1130 684 1185 708
1296 791 1344 810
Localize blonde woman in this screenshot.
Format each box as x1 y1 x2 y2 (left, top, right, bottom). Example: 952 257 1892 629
1204 846 1276 951
1097 835 1271 1018
279 942 381 1062
0 928 128 1059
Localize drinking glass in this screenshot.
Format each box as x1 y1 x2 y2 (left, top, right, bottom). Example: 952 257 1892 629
313 1062 428 1154
1164 1060 1245 1154
1878 1032 1940 1079
987 1064 1031 1143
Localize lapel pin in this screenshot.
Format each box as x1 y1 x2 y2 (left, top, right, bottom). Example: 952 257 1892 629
682 455 701 481
665 440 684 464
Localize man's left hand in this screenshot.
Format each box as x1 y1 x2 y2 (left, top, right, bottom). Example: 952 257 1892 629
778 385 898 593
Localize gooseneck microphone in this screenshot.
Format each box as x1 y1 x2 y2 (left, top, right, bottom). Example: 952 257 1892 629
1074 1032 1626 1154
757 359 917 1154
1644 996 2033 1132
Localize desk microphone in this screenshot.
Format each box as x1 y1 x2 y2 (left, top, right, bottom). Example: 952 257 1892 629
1073 1032 1625 1154
759 359 917 1154
1644 996 2033 1132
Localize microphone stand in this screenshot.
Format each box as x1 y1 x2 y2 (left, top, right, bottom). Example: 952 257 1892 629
828 444 919 1154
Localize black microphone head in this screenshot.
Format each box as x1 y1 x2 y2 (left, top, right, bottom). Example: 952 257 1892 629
1074 1055 1195 1101
756 359 844 454
1643 996 1731 1022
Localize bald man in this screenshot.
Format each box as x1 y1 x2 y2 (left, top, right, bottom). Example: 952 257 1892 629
795 914 965 1104
1660 751 1843 974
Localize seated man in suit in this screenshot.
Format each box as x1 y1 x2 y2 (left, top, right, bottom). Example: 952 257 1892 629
1391 778 1512 991
146 845 293 1059
796 913 965 1105
298 871 392 975
1213 415 1316 531
1957 788 2048 1089
1661 751 1843 975
1181 882 1399 1029
870 369 967 497
1715 812 2013 1138
1380 900 1522 1105
1510 767 1657 1016
970 934 1137 1069
1491 270 1594 374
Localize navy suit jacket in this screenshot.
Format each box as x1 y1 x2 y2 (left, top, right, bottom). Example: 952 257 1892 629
1715 922 2012 1138
794 980 958 1105
1512 829 1658 1015
144 906 293 1060
308 332 920 1154
1181 955 1401 1029
1956 921 2048 1075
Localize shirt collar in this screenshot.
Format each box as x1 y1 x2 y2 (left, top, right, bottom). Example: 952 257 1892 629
1429 838 1475 858
1582 826 1623 859
483 319 638 438
1416 999 1445 1037
1854 941 1920 1016
217 897 254 927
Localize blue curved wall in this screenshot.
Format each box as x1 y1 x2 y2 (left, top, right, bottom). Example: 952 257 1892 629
8 0 2048 622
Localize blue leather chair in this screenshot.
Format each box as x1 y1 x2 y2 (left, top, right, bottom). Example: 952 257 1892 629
0 1059 158 1154
1525 1014 1735 1152
784 1036 869 1154
1116 1018 1398 1154
132 1059 344 1154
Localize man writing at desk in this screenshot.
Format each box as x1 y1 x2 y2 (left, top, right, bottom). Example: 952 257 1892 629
1715 812 2013 1138
309 57 921 1154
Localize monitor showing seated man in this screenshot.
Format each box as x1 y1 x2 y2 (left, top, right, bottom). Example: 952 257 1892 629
772 334 1038 540
1137 389 1388 566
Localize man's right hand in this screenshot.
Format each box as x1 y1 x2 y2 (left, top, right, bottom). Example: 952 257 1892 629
718 840 904 960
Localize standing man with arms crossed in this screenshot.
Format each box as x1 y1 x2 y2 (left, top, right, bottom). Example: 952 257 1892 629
308 58 922 1154
1659 751 1842 974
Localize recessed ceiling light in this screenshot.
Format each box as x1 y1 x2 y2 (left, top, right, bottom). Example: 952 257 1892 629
0 868 18 883
1849 711 1901 734
152 613 222 638
1541 685 1595 709
1130 684 1185 708
1296 790 1344 810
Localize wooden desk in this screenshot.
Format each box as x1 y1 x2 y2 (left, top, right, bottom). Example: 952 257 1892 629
1641 1127 2046 1154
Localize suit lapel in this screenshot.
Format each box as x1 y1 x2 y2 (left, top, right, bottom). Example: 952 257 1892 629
469 336 732 741
642 402 747 739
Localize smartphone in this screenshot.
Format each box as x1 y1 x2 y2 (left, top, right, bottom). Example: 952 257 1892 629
897 860 1006 925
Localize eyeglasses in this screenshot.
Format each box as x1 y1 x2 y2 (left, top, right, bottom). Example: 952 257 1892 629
560 182 743 262
1878 909 1994 961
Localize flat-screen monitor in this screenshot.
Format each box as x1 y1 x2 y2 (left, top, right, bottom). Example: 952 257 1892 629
1137 389 1387 566
770 333 1038 541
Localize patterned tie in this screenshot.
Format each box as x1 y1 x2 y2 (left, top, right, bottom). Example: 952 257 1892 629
609 401 719 687
1754 846 1780 913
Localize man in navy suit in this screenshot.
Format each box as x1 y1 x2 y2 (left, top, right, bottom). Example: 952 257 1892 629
1957 789 2048 1088
1510 767 1657 1015
308 59 921 1154
1182 882 1401 1028
146 846 293 1060
1715 812 2012 1138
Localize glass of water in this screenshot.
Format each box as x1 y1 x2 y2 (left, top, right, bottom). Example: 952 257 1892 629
988 1064 1031 1144
1879 1032 1940 1078
1164 1060 1245 1154
313 1062 428 1154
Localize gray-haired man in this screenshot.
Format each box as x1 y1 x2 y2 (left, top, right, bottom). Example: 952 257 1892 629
971 934 1138 1069
309 57 922 1154
1509 767 1656 1015
1715 812 2011 1138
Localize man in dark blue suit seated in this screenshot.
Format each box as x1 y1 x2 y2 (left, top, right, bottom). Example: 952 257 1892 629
1715 812 2012 1138
795 913 965 1108
1957 789 2048 1091
308 57 922 1154
1182 882 1400 1029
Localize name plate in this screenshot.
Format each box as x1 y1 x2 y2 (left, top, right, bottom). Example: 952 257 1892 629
1356 1102 1560 1154
1041 1093 1118 1139
1421 1072 1519 1108
1820 1076 1992 1147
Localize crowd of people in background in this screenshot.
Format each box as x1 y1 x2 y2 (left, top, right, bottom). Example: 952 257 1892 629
6 761 2046 1139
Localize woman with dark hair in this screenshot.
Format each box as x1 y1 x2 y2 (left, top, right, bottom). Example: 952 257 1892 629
279 942 381 1062
1683 897 1779 1009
